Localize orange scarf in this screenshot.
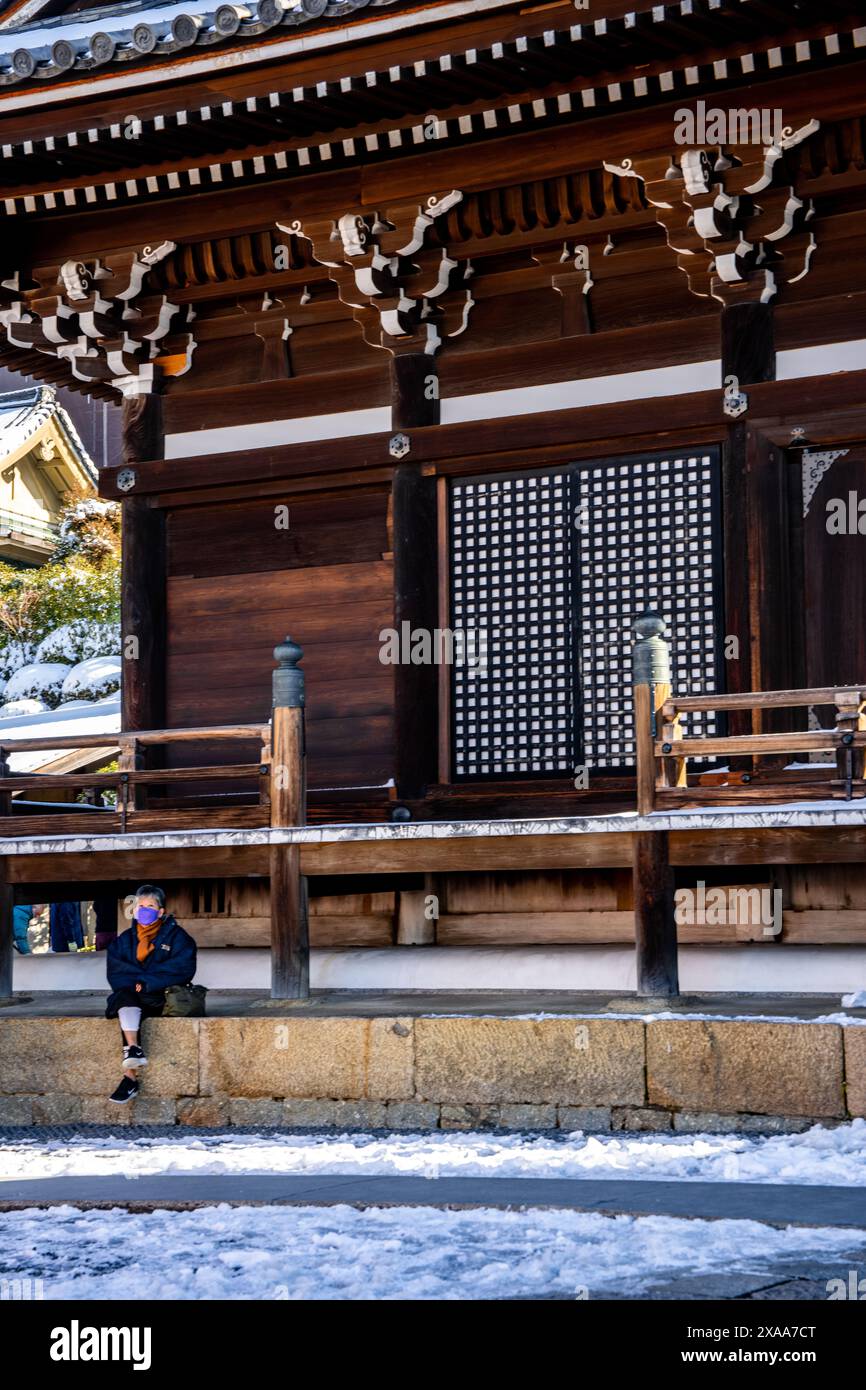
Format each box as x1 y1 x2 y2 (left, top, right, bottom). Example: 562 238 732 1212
136 918 162 963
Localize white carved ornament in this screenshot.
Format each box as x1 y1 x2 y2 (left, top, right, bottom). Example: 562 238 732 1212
802 448 849 517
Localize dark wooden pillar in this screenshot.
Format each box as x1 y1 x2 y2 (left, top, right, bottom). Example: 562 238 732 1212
391 353 440 801
720 301 774 390
0 859 12 1001
120 390 166 733
633 831 677 996
631 613 678 997
269 637 309 999
721 300 778 757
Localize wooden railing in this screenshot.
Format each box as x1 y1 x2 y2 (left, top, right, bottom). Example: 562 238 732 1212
632 616 866 812
0 723 273 836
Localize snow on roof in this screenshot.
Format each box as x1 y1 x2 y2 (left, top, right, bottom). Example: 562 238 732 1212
0 0 405 89
0 692 119 772
0 385 97 482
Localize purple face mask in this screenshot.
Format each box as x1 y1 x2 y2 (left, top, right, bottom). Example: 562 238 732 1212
135 905 161 926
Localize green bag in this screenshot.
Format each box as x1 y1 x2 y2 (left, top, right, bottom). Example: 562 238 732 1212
163 983 207 1017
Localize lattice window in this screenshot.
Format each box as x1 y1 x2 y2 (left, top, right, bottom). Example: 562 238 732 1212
574 451 722 768
449 450 723 780
450 473 574 779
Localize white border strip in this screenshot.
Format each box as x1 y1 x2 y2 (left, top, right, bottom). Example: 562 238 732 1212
776 337 866 381
440 359 721 425
165 404 390 459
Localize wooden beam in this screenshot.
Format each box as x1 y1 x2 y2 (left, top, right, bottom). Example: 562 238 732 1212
299 831 636 875
4 846 271 883
99 371 866 501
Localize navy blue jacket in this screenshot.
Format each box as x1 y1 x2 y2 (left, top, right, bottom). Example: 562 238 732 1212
106 914 197 993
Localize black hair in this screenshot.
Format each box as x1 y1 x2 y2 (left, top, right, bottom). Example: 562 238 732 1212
135 884 166 908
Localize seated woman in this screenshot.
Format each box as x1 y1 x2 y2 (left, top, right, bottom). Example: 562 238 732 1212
105 884 197 1105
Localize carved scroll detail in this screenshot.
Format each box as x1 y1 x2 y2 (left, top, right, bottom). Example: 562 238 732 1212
281 192 475 355
605 121 821 306
0 243 196 396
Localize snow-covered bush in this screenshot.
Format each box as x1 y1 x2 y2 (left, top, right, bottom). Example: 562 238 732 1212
0 640 36 683
36 620 120 666
60 655 121 704
4 662 71 709
53 495 120 567
0 696 50 719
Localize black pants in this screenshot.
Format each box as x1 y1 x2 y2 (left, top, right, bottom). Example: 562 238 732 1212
105 986 166 1021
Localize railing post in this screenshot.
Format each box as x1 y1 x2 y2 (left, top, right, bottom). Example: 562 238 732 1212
834 689 866 800
632 612 672 814
269 636 309 999
631 612 678 997
0 745 11 1001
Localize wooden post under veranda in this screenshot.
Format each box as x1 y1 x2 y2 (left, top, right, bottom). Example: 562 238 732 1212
0 753 12 1001
269 636 309 999
631 612 679 997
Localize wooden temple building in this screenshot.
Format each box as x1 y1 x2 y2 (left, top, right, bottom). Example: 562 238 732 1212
1 0 866 1000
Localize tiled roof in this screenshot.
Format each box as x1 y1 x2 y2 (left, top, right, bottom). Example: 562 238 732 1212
0 0 403 88
0 385 97 479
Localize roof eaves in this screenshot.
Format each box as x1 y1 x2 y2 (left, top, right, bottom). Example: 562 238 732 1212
0 0 406 87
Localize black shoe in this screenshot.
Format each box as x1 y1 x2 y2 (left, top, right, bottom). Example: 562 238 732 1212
109 1076 139 1104
122 1044 148 1069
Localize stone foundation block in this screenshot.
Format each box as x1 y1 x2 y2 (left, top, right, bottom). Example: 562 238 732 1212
843 1027 866 1118
612 1107 673 1132
497 1104 558 1130
673 1111 747 1134
200 1017 413 1100
0 1095 33 1125
384 1102 440 1130
31 1093 83 1125
557 1106 612 1133
415 1018 645 1106
177 1096 229 1127
229 1098 285 1127
647 1021 844 1118
282 1098 389 1129
440 1104 502 1129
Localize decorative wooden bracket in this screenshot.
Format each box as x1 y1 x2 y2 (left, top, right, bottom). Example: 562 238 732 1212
0 242 196 395
532 241 594 336
604 120 821 305
279 191 475 355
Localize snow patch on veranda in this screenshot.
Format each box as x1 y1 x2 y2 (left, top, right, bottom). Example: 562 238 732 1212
4 1120 866 1186
2 1203 864 1301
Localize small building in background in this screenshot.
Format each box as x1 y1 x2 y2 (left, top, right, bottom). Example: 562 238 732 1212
0 386 97 567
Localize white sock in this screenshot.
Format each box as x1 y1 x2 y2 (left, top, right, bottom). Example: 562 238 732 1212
118 1007 142 1035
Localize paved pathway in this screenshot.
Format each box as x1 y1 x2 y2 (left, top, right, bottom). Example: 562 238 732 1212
1 1172 864 1227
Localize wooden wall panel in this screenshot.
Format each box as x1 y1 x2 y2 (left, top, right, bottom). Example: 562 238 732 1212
802 446 866 721
166 493 395 787
168 490 388 579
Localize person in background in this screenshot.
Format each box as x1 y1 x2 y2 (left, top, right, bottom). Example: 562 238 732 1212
49 900 84 953
93 895 119 953
104 884 197 1105
12 903 32 954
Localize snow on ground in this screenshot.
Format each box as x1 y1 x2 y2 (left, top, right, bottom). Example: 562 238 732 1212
3 1120 866 1186
1 1203 864 1300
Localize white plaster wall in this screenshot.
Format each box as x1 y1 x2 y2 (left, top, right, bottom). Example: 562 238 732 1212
14 945 866 995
